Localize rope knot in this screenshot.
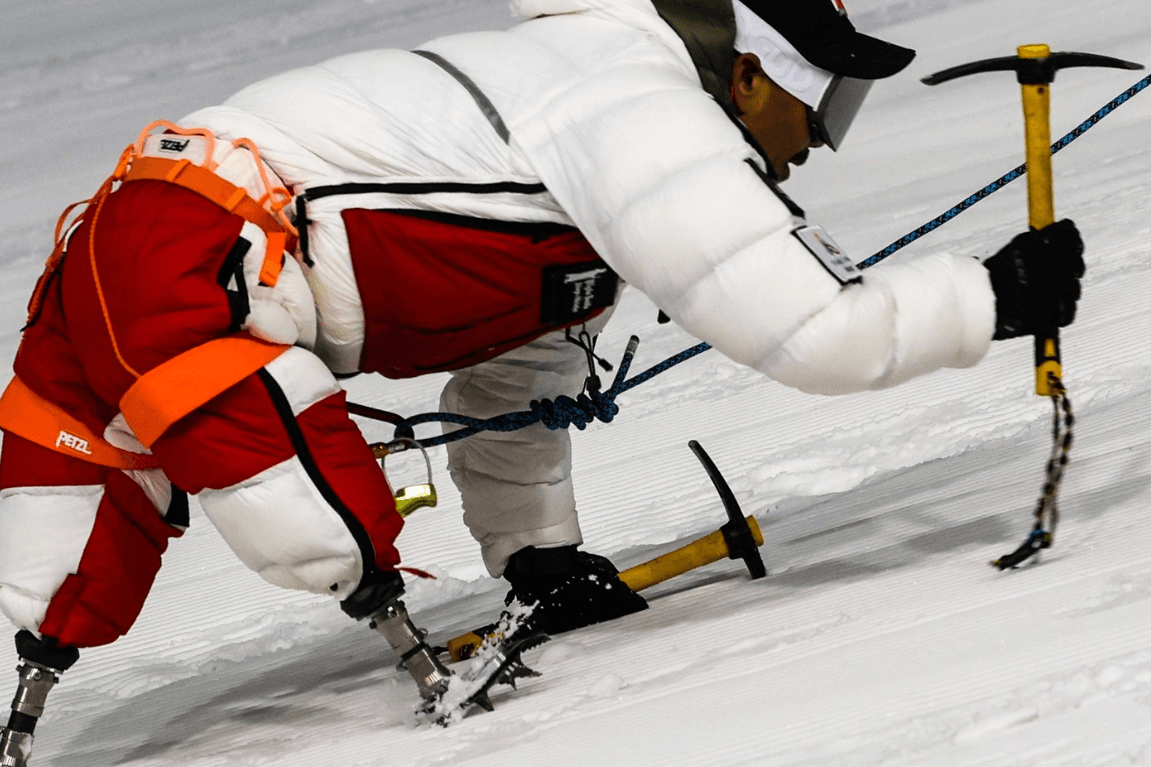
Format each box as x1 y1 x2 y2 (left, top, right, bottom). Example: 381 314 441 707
530 391 619 431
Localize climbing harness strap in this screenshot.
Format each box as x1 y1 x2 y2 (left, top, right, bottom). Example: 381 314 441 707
119 335 289 449
25 120 297 331
123 156 292 286
0 377 160 470
0 334 288 466
10 121 298 460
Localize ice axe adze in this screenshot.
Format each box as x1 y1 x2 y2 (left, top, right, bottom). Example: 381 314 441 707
922 46 1142 396
445 440 765 662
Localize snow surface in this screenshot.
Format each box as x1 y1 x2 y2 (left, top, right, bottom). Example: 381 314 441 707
2 0 1151 764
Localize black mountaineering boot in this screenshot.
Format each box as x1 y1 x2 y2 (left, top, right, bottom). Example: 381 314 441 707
341 570 452 702
0 631 80 767
503 545 648 636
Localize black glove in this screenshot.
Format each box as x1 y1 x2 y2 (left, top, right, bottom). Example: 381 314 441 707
984 219 1085 341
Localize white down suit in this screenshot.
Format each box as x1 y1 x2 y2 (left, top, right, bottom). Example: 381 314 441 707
183 0 996 576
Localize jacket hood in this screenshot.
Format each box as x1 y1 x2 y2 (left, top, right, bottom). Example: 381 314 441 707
512 0 736 106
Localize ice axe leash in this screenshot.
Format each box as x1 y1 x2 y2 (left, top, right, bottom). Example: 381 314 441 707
444 441 766 663
923 45 1142 569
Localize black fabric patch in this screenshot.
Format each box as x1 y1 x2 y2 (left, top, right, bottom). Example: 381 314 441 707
165 487 190 528
540 261 619 325
303 180 548 201
217 236 251 333
294 195 313 267
744 158 806 218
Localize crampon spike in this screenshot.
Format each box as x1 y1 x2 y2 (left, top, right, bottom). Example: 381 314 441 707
425 630 549 726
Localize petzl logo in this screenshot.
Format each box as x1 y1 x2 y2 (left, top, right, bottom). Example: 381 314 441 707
830 0 849 16
55 430 93 455
159 138 191 153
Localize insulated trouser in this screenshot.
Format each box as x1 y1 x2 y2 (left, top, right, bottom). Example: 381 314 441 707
0 179 401 648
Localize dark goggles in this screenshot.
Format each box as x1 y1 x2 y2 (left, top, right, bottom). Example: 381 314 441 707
806 75 873 151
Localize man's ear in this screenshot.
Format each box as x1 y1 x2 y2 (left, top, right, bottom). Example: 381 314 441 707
730 53 766 115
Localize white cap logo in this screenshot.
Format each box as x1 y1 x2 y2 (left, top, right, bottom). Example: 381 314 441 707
732 0 837 109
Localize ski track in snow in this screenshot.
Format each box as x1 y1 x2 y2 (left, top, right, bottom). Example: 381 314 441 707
1 0 1151 764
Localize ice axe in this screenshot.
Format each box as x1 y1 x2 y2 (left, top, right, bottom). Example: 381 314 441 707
445 441 765 662
922 45 1142 396
618 440 765 591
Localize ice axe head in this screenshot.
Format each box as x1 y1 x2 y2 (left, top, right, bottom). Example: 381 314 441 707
921 45 1142 397
922 47 1142 88
688 440 766 579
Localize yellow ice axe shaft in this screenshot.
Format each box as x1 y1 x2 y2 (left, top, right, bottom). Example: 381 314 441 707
922 46 1142 396
1018 44 1061 396
619 515 764 591
1019 45 1056 231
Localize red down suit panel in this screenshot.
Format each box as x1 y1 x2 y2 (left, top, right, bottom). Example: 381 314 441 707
343 209 612 378
0 180 401 649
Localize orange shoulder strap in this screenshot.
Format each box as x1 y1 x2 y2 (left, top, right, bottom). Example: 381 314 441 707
120 335 290 449
123 156 297 287
0 377 160 470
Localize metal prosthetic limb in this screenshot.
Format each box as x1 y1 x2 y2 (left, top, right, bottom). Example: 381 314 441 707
0 631 79 767
369 599 452 701
343 570 545 722
341 571 450 701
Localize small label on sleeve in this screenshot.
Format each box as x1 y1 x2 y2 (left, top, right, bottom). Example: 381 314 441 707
793 225 862 285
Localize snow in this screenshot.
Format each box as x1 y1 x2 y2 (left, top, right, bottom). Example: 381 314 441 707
2 0 1151 764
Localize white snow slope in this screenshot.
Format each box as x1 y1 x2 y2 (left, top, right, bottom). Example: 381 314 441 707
2 0 1151 765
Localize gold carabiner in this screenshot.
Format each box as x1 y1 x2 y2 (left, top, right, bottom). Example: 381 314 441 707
371 438 438 518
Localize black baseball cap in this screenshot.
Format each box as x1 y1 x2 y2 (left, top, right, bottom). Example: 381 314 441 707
737 0 915 80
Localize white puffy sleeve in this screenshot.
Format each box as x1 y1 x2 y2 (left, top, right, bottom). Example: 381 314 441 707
511 50 995 395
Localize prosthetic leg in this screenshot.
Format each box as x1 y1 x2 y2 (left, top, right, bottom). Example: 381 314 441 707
0 632 79 767
341 571 451 701
341 570 546 722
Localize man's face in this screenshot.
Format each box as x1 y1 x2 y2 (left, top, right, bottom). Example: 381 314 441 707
730 55 820 181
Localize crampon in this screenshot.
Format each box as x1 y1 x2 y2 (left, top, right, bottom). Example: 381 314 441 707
423 605 548 725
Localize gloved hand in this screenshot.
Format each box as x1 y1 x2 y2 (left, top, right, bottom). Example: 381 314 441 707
984 219 1085 341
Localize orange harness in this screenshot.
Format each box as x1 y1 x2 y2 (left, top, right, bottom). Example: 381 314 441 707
0 122 300 468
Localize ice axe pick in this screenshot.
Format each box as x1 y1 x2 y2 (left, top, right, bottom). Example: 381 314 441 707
617 440 766 591
922 46 1142 396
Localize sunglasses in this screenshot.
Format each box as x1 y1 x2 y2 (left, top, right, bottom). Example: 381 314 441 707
806 75 874 151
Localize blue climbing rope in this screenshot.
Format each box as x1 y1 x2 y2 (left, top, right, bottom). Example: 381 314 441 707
857 73 1151 269
373 74 1150 451
389 337 713 449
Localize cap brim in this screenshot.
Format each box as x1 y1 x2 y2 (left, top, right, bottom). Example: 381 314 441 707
801 33 916 80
